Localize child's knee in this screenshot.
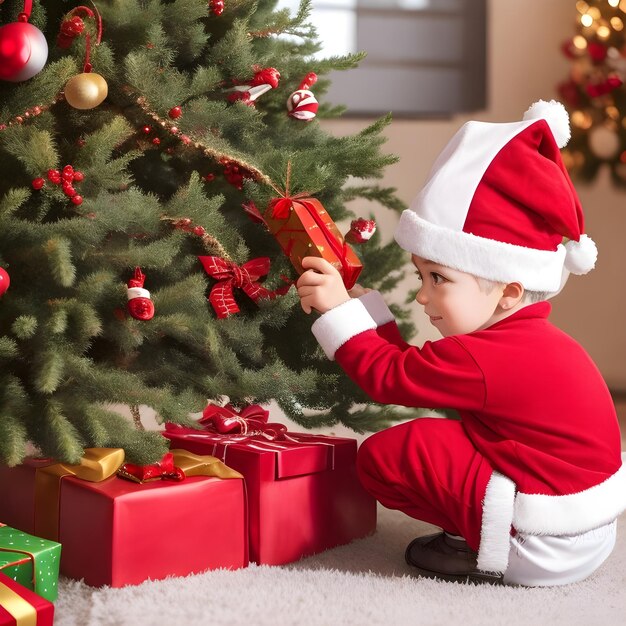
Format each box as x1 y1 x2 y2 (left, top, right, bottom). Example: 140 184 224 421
356 431 386 481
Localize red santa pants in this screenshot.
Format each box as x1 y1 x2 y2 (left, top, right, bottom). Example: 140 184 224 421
356 417 494 551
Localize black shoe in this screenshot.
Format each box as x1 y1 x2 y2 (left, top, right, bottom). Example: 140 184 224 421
405 532 503 585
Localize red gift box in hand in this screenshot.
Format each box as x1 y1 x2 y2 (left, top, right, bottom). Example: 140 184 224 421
264 195 363 290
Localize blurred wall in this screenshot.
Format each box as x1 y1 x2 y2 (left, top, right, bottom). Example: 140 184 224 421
322 0 626 392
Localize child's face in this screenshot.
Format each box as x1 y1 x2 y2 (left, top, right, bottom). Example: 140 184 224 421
412 255 504 337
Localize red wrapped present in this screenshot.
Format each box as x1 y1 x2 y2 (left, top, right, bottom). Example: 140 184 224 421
164 404 377 565
0 449 248 588
264 195 363 290
0 572 53 626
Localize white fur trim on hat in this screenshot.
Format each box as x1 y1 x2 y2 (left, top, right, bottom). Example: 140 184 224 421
311 298 377 361
513 455 626 536
477 471 516 574
523 99 571 148
564 234 597 275
394 210 567 292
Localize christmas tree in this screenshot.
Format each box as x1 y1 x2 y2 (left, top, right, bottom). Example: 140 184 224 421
558 0 626 186
0 0 412 466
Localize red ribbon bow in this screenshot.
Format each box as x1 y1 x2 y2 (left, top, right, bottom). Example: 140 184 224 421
198 256 275 319
199 403 288 440
117 452 185 483
268 193 311 219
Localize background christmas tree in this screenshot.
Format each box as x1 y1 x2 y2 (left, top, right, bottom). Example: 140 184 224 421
558 0 626 186
0 0 414 466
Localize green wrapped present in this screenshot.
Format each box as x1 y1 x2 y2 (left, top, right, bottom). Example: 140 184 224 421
0 523 61 602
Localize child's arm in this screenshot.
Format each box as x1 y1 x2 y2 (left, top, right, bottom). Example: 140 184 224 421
298 257 410 349
297 257 484 410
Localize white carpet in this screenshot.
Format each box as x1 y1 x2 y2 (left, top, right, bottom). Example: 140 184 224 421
53 505 626 626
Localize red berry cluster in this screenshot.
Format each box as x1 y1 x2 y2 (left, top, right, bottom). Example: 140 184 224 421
220 159 252 190
33 165 85 205
57 16 85 48
210 0 225 16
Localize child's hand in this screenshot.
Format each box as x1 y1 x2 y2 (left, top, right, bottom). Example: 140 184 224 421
348 283 372 298
296 257 351 314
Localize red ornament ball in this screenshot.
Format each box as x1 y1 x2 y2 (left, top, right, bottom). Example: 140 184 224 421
32 177 45 190
0 20 48 82
0 266 10 297
168 106 182 119
142 125 152 134
72 171 84 182
128 297 155 321
152 137 161 146
71 195 83 205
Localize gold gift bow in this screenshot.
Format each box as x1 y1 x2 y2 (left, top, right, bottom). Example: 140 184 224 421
169 449 243 480
0 581 37 626
34 447 125 541
33 447 242 541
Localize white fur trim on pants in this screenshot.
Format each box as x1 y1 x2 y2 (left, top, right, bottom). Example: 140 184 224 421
513 455 626 536
477 471 516 574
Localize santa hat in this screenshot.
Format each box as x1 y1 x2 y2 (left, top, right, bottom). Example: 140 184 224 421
394 100 597 292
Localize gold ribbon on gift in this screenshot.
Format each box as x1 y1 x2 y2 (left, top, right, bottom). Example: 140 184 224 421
0 581 37 626
170 449 243 480
34 448 125 541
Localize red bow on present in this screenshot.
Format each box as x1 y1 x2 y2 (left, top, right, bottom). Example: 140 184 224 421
268 193 310 219
117 452 185 483
198 256 274 318
199 403 288 440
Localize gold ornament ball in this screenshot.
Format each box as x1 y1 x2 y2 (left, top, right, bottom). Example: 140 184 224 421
64 73 108 110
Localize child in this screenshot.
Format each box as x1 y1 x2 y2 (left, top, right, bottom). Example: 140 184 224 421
296 101 626 586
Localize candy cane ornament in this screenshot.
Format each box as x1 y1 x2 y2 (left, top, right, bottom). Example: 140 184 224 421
286 73 319 121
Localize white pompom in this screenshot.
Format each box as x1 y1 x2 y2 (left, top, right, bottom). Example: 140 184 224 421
564 234 597 274
523 100 571 148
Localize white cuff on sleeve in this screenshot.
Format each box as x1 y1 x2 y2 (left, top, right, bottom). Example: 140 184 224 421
358 291 395 327
311 299 377 361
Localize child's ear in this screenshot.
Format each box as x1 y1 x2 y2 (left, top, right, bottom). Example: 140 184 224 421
499 282 524 310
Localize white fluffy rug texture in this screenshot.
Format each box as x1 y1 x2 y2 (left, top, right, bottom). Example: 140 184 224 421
54 505 626 626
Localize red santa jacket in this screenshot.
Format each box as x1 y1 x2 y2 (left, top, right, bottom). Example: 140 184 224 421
311 293 626 540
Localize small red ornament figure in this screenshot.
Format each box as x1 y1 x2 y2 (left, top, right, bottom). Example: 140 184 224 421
0 266 9 297
32 177 45 190
126 267 155 321
168 106 182 119
287 72 319 121
345 218 377 244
